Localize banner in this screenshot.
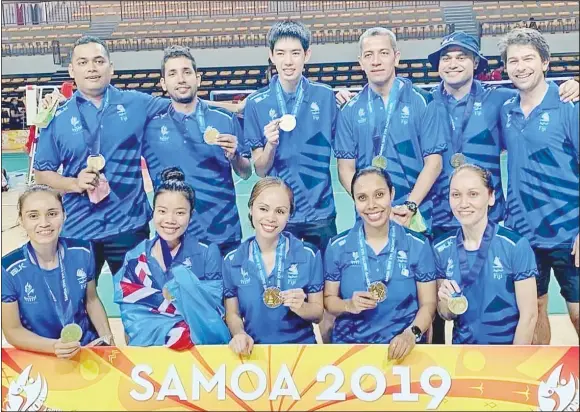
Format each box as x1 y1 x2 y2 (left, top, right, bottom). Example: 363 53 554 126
2 345 578 411
1 130 28 152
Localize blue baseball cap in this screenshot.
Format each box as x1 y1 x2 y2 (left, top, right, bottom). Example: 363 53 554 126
428 31 488 74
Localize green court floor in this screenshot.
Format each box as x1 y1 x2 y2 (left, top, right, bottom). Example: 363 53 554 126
1 152 569 317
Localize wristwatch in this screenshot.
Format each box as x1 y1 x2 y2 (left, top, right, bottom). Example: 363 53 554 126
404 201 418 215
410 325 423 342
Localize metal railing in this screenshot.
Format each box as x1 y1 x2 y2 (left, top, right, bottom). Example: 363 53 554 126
479 17 579 36
1 1 91 26
120 0 439 20
1 40 56 56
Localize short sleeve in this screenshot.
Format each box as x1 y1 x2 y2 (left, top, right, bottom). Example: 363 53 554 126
410 236 437 282
204 243 222 281
222 255 237 299
419 101 448 157
511 238 539 282
330 96 339 143
431 243 447 280
242 97 265 150
33 121 61 172
323 241 342 282
306 249 324 293
135 91 170 120
333 106 357 159
499 106 509 150
232 114 251 158
567 103 579 159
86 243 96 282
1 267 19 303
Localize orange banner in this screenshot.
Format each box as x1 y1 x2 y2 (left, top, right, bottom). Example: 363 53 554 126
2 345 578 411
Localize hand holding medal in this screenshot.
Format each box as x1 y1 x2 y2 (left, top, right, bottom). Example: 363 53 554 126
214 133 238 161
54 323 82 359
438 279 468 316
280 288 306 311
263 286 283 308
85 155 110 204
346 291 378 314
263 118 281 146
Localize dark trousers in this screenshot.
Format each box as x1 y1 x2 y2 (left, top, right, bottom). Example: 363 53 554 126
92 224 150 284
285 217 338 253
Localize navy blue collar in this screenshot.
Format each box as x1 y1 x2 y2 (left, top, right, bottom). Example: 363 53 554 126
365 76 413 105
342 220 405 253
73 84 121 106
508 81 560 114
269 74 312 104
168 98 206 123
229 232 310 268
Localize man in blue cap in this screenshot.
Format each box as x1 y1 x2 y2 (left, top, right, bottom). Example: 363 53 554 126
424 31 579 344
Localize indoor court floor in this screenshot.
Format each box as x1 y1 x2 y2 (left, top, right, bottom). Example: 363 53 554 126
1 153 577 346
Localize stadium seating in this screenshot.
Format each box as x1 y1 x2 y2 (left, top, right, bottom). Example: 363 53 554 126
474 1 579 23
480 16 579 36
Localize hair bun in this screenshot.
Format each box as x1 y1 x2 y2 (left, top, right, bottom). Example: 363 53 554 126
160 167 185 183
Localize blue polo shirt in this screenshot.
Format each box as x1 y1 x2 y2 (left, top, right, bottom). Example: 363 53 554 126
334 78 447 229
433 225 538 344
324 221 437 344
33 86 170 241
1 238 98 345
428 81 514 231
500 81 579 249
243 75 337 224
143 100 249 246
222 233 323 344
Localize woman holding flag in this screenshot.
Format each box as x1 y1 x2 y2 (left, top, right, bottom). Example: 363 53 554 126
113 167 230 349
433 164 538 344
323 167 437 360
223 177 324 355
1 185 113 359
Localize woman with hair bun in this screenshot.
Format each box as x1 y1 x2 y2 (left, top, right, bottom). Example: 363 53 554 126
433 164 538 344
222 177 324 355
113 167 230 349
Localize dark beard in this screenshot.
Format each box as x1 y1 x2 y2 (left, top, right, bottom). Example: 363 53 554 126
172 94 195 104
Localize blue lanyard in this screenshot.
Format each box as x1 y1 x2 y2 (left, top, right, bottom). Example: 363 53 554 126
275 75 306 117
367 79 402 157
439 82 477 154
27 242 73 327
252 236 286 290
158 236 184 272
169 99 207 140
456 222 496 290
76 89 110 155
358 225 397 288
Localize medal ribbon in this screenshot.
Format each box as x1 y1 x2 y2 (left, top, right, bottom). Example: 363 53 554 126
274 75 306 118
358 224 397 289
158 235 185 272
27 242 73 327
252 235 286 291
76 88 110 156
439 82 477 154
368 78 402 158
456 222 496 290
169 99 207 140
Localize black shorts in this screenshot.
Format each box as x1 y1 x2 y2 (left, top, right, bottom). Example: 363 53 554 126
533 247 579 303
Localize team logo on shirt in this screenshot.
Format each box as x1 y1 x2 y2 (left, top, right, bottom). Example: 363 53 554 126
397 250 409 277
400 106 410 125
537 363 579 412
70 116 82 133
446 258 454 278
473 102 482 116
539 112 550 132
287 264 299 285
6 364 49 412
23 282 36 303
9 261 25 277
76 268 87 289
310 102 320 120
240 268 250 285
358 108 367 124
493 256 504 279
351 251 360 265
117 104 128 121
55 105 68 117
268 108 278 121
160 125 170 142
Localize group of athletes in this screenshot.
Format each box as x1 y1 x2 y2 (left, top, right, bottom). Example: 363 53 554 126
1 19 579 360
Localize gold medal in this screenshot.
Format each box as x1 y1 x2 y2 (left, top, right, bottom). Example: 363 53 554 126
162 287 174 302
278 114 297 132
368 281 387 303
203 127 219 145
450 153 466 168
87 154 106 171
372 155 388 169
61 323 83 343
263 286 283 309
448 295 468 315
